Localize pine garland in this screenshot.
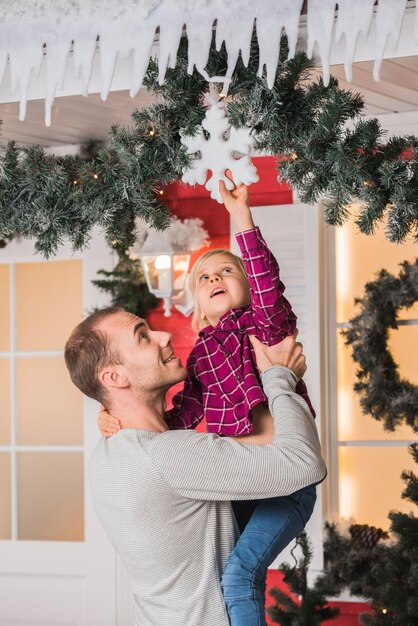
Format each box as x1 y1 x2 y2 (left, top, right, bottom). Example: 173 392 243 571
0 34 417 257
342 259 418 432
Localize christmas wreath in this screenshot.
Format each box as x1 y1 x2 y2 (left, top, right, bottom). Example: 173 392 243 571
0 35 417 257
343 259 418 433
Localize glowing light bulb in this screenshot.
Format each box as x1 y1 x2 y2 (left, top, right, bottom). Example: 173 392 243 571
149 128 155 137
155 255 171 270
155 255 171 291
93 173 99 179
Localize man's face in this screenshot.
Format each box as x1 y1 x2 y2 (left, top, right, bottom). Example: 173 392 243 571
99 311 187 394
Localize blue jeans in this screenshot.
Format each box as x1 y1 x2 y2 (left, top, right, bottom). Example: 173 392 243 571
222 485 317 626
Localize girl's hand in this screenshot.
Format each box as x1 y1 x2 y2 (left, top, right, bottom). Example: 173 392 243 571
98 405 121 438
219 170 254 231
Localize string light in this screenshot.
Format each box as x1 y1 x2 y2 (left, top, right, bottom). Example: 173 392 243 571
73 179 78 185
93 173 99 179
149 128 155 137
363 179 373 188
291 152 298 161
159 189 164 195
382 608 388 615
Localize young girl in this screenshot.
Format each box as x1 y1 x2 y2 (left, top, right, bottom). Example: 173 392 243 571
99 178 318 626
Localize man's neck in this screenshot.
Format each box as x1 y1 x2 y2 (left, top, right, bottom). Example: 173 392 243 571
108 389 169 433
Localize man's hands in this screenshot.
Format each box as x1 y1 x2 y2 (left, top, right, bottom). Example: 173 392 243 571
98 405 121 438
250 332 307 379
219 170 255 232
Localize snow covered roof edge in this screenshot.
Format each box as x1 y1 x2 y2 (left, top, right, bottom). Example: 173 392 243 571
0 0 414 126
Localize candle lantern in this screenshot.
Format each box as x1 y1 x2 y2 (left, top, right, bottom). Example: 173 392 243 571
130 215 210 317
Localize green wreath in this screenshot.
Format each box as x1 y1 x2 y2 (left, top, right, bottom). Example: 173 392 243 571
343 259 418 433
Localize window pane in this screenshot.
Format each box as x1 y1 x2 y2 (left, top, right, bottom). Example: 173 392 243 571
18 452 84 541
339 446 416 530
335 208 418 323
337 331 417 441
16 357 83 446
15 260 82 351
0 359 11 445
0 452 11 540
0 264 10 351
388 325 418 385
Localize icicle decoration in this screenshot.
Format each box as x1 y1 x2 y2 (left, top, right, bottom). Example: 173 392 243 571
0 0 414 126
335 0 375 83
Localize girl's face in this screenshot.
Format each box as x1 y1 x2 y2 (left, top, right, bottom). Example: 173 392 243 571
194 253 250 327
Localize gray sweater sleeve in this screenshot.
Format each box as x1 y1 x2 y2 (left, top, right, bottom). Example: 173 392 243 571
150 366 327 501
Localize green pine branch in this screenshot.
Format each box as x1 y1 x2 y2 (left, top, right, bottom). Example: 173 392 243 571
92 247 160 318
268 532 340 625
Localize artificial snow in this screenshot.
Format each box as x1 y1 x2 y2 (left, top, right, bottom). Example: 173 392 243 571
0 0 413 126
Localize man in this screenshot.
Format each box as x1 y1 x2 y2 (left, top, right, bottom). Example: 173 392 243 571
65 307 326 626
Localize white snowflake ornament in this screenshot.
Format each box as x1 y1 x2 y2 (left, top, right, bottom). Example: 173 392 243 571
181 102 259 203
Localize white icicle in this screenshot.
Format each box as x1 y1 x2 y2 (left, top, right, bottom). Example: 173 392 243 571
44 32 73 126
129 25 158 97
415 2 418 46
215 0 255 82
306 0 337 87
335 0 375 83
155 2 186 86
99 15 131 101
72 23 98 97
256 0 304 89
7 20 44 122
374 0 407 81
184 3 217 78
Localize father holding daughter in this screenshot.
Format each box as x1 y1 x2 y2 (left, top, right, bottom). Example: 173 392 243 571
66 178 326 626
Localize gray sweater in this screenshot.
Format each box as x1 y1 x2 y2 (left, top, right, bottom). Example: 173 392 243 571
90 366 326 626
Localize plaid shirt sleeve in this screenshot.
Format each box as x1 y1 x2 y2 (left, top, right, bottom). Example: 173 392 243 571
235 226 296 342
164 347 205 430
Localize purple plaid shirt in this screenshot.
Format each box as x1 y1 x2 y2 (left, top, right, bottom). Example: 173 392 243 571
165 227 315 435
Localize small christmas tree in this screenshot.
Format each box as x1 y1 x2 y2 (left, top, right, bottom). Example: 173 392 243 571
322 444 418 626
92 245 159 318
268 532 340 625
358 443 418 626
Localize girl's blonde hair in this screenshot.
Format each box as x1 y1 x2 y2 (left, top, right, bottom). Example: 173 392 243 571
189 248 248 332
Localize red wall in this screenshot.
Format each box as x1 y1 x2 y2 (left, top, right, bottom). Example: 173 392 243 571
265 570 371 625
148 157 369 623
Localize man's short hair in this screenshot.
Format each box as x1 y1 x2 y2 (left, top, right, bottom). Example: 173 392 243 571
65 307 125 405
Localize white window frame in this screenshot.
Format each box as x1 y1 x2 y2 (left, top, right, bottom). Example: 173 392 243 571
320 206 418 524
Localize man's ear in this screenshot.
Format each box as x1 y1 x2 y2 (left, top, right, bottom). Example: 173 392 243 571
99 367 129 390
